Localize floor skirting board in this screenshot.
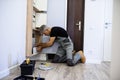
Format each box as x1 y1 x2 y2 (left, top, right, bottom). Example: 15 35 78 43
0 68 9 79
0 64 19 79
86 58 102 64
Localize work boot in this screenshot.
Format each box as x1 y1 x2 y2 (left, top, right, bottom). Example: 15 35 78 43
79 51 86 63
67 59 74 66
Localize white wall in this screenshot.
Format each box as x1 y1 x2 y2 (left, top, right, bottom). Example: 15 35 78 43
47 0 67 28
0 0 27 79
111 0 120 79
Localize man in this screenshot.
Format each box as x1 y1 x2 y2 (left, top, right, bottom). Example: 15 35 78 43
35 25 86 66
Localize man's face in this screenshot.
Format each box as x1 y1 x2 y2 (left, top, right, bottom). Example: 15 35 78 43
43 29 50 36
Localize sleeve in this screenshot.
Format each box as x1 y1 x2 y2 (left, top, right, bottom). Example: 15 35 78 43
50 29 57 37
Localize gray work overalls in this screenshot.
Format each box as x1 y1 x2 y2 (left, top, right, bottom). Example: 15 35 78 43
55 37 81 64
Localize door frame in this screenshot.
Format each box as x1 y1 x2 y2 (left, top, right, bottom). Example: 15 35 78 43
26 0 33 57
64 0 68 30
103 0 113 61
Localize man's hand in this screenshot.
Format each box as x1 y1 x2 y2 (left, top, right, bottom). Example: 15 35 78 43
36 46 42 52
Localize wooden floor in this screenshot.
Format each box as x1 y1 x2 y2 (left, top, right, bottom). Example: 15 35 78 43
1 61 110 80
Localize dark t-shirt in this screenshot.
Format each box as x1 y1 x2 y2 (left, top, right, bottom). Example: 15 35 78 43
50 27 68 38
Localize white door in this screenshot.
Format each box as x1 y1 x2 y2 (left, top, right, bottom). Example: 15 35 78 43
103 0 113 61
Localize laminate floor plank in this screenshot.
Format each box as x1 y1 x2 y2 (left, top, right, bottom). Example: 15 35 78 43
1 61 110 80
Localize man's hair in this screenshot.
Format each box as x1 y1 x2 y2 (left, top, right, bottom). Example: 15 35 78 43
39 25 47 34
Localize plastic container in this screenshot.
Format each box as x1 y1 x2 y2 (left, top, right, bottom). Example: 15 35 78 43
20 60 36 75
14 75 45 80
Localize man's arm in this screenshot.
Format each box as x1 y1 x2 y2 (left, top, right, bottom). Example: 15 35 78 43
37 37 56 48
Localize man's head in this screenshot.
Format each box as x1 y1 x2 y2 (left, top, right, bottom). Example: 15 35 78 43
39 25 51 36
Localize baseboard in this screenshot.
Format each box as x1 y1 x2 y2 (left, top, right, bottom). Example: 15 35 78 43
0 64 19 79
86 58 102 64
103 60 111 62
0 68 9 79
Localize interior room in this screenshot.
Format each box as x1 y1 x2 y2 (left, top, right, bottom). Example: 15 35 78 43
0 0 120 80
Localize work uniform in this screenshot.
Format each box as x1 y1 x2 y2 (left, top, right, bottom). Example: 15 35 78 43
50 27 81 66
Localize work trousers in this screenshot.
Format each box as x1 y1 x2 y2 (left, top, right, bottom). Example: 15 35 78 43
54 37 81 64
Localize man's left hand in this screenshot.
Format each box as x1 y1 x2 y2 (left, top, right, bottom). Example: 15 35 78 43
36 46 42 52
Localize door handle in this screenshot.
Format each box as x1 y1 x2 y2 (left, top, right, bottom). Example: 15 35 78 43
105 22 112 29
76 21 81 31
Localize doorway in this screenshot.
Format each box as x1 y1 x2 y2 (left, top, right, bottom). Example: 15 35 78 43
67 0 85 51
103 0 113 61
